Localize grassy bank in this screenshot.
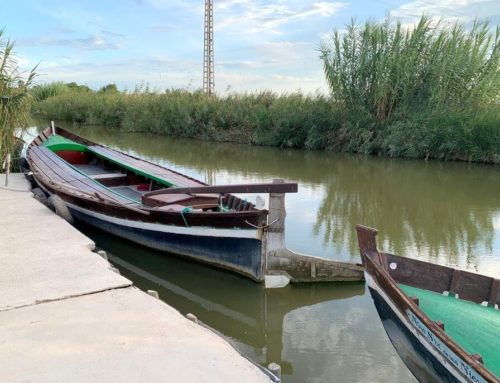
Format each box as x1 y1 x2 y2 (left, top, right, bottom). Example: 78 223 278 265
32 16 500 164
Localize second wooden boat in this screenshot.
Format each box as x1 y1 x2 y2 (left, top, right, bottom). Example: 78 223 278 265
356 225 499 383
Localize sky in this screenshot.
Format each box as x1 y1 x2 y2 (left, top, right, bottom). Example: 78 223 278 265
2 0 499 94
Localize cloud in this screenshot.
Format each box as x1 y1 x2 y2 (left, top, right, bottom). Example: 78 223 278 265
31 55 201 90
27 51 328 95
150 24 180 33
389 0 500 26
141 0 203 12
18 34 121 51
216 1 348 33
100 29 126 38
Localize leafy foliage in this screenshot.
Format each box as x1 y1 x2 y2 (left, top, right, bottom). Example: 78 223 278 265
0 29 36 168
320 17 499 122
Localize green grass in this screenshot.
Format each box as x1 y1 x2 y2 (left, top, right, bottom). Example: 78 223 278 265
31 16 500 164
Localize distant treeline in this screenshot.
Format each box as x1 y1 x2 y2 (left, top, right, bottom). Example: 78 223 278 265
32 16 499 164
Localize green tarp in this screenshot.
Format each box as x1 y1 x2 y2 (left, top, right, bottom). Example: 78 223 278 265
399 284 500 378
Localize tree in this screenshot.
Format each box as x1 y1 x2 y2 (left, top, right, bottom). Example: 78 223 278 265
0 29 36 171
98 83 119 93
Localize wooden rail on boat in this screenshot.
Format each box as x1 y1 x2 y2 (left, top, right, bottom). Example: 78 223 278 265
143 183 298 197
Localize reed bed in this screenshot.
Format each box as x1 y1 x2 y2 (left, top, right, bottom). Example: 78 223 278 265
320 17 499 120
33 16 499 164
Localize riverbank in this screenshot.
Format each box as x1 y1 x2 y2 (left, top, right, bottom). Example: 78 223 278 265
32 90 499 164
0 174 275 382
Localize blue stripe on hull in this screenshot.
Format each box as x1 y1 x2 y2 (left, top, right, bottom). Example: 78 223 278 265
368 287 461 383
69 207 263 281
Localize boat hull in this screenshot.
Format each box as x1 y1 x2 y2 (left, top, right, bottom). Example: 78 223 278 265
367 274 463 383
356 225 498 383
67 202 264 281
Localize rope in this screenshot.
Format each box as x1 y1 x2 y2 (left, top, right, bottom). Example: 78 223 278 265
180 206 192 227
245 217 279 230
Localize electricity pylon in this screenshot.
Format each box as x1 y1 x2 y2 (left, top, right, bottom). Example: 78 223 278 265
203 0 215 95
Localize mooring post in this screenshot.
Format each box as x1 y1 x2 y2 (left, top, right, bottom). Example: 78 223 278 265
147 290 159 299
267 179 286 254
186 313 198 324
97 250 108 261
268 363 281 381
4 153 11 187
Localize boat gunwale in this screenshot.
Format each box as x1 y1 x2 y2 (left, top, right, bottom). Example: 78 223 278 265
356 225 499 383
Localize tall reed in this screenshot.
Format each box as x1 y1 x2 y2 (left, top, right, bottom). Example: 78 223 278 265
0 30 36 169
319 17 499 122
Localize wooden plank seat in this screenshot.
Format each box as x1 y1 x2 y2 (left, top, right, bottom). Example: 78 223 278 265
29 146 136 206
91 173 128 187
142 193 219 208
92 173 127 180
88 145 205 188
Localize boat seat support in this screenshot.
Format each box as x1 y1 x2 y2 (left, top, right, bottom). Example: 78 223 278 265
449 269 461 296
488 278 500 307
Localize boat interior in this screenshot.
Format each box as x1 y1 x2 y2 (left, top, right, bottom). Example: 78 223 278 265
381 252 500 377
31 133 257 213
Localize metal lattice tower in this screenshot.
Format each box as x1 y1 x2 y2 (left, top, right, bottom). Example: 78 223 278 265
203 0 214 95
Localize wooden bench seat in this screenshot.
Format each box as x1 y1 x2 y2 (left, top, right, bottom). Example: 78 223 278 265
142 193 220 208
88 145 205 188
91 173 128 187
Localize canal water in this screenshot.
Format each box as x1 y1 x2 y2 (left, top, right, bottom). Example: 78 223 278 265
52 124 500 382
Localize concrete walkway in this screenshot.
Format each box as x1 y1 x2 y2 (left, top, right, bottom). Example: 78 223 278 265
0 174 274 383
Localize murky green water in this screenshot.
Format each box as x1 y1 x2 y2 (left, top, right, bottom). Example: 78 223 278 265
54 124 500 382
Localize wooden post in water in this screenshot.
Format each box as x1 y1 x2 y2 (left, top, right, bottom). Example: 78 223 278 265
266 179 286 262
268 363 282 381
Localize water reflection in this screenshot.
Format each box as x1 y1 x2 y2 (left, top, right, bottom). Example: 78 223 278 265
78 223 415 382
65 124 500 276
315 157 500 272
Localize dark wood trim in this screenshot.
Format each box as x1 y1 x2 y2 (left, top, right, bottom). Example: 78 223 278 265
143 182 299 197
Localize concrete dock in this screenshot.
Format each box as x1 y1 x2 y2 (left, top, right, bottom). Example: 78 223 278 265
0 174 274 382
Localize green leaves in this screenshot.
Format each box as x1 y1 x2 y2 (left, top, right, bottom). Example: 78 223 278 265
320 16 499 122
0 29 36 165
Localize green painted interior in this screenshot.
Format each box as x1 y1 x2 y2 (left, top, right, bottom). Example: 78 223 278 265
399 284 500 377
87 147 175 188
43 135 175 188
41 135 88 153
